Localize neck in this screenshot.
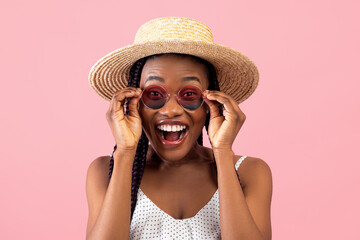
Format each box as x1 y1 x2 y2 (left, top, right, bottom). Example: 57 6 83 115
146 143 210 169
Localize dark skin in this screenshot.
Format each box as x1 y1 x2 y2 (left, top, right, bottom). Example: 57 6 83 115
86 54 272 239
137 55 237 219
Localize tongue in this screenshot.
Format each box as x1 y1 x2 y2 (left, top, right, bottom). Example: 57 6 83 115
163 131 181 141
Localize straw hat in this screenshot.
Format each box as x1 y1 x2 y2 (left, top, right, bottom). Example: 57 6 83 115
89 17 259 104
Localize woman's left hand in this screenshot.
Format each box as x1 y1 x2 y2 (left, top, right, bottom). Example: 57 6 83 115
203 90 246 151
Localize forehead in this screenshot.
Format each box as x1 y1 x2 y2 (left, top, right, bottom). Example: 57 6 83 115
139 54 209 89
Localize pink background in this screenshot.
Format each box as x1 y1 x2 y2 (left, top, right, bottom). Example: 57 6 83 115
1 0 359 239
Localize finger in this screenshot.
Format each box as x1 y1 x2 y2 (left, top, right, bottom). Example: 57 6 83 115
108 94 114 113
206 90 238 105
114 88 138 113
205 92 236 114
127 89 142 118
112 87 140 99
203 92 221 119
206 91 246 124
207 91 244 113
114 90 141 113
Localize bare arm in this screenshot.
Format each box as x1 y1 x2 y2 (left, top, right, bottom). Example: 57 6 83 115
215 150 272 240
85 86 143 239
86 150 136 240
203 89 272 239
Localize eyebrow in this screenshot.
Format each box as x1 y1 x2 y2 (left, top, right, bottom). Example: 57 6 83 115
181 76 200 82
145 76 164 83
145 75 200 83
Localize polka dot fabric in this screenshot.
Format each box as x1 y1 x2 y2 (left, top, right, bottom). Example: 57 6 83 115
128 155 248 239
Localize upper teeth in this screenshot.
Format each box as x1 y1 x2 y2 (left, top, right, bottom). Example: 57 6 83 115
157 125 186 132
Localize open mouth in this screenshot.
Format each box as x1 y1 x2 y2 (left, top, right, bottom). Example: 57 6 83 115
156 124 188 143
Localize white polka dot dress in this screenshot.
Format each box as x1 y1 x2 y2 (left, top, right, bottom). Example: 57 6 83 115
128 155 248 240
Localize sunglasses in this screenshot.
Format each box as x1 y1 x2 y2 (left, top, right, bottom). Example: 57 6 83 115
140 85 204 110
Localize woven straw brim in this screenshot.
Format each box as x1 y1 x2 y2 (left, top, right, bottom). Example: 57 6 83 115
89 40 259 104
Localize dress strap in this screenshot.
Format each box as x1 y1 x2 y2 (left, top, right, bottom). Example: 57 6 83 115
235 155 248 171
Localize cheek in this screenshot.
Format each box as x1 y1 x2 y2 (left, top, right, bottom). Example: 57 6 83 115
192 107 208 127
199 106 208 119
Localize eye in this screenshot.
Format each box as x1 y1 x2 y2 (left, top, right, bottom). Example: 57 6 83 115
181 90 199 99
183 91 196 97
149 91 162 96
145 89 165 99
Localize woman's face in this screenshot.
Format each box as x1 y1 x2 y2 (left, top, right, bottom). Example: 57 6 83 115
139 54 209 162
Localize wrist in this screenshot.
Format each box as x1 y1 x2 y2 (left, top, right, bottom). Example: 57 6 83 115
212 148 234 155
212 148 234 164
113 148 137 162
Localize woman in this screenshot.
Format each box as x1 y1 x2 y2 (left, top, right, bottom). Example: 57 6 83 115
86 17 272 240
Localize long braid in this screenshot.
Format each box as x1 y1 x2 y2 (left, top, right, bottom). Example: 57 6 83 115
109 57 149 220
127 57 149 219
203 60 223 175
197 58 223 146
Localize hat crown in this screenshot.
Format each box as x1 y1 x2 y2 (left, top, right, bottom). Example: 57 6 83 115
134 17 214 44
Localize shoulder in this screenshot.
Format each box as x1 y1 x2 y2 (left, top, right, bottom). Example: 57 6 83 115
86 155 112 191
203 146 272 186
87 155 112 177
233 154 271 173
233 154 273 189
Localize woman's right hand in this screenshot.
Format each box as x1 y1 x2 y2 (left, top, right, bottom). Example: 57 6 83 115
106 87 143 152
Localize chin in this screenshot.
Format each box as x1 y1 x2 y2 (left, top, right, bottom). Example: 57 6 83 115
149 138 195 161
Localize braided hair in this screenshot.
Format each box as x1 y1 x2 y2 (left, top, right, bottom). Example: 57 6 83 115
108 53 223 220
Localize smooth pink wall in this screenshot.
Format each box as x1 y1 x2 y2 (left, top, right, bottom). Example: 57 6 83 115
1 0 359 239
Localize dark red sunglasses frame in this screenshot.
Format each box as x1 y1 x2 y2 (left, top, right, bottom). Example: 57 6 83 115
140 85 205 111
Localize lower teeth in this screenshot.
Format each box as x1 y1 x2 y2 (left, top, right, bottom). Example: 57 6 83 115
159 130 185 140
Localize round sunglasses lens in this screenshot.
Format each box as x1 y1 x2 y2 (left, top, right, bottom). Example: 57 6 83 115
178 86 203 110
141 86 167 109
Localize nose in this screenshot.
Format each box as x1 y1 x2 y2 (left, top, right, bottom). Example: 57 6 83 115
158 95 184 118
